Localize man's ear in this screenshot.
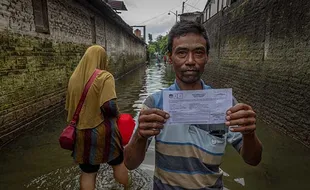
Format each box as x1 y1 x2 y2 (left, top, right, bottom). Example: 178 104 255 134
206 55 209 63
168 52 173 64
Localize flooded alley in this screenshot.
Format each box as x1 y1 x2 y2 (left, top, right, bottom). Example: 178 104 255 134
0 61 309 190
1 0 310 189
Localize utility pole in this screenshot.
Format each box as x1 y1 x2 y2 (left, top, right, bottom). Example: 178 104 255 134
182 1 185 13
168 11 179 23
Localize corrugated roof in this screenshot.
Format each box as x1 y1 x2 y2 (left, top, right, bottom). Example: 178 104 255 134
108 0 128 11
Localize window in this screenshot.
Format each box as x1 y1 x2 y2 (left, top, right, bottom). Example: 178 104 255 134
204 11 206 21
223 0 227 8
32 0 49 33
209 4 211 18
91 16 96 44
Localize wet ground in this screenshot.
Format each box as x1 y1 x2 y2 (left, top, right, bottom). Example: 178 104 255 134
0 61 310 190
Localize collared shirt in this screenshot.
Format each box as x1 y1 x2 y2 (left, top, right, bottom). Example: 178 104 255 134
140 80 243 190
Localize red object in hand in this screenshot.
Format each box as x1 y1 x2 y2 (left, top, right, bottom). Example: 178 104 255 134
117 113 135 146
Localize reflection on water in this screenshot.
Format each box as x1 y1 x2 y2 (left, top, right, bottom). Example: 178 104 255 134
25 164 153 190
0 60 310 190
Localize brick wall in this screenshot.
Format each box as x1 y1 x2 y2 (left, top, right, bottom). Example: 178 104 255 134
0 0 146 147
202 0 310 146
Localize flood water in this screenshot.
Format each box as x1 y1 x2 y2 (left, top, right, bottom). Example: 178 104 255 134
0 60 309 190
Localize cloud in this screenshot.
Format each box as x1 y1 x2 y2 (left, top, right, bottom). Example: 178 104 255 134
146 17 175 36
119 0 207 42
123 0 137 8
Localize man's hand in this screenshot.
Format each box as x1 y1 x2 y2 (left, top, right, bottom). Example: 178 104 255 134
124 108 169 170
138 108 170 139
225 103 256 135
225 103 262 166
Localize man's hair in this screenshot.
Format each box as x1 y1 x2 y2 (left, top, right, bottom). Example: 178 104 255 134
167 20 210 55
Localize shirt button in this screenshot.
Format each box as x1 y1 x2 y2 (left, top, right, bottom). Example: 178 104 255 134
211 139 217 145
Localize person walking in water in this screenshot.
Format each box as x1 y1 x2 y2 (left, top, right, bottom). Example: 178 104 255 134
163 55 167 64
156 54 161 64
66 45 129 190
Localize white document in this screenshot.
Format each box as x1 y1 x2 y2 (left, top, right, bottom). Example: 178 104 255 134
163 89 232 124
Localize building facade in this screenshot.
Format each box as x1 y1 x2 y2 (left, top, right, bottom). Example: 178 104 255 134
0 0 147 147
202 0 310 146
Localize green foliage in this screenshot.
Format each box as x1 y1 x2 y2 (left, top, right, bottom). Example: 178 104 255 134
158 35 168 55
147 34 168 58
148 43 156 56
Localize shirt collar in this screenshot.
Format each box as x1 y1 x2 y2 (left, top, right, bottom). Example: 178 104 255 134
171 79 211 90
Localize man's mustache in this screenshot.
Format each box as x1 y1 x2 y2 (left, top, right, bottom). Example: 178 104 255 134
181 68 199 72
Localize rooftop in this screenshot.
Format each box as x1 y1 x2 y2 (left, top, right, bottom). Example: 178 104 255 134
107 0 128 11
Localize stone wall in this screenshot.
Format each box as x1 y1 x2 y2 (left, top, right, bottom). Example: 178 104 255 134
202 0 310 146
0 0 146 147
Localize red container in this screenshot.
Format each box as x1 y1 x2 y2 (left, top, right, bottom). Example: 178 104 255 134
117 113 135 146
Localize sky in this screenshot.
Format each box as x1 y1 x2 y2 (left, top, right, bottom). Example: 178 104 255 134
119 0 207 42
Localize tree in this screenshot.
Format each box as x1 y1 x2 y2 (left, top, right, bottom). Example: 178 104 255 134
158 35 168 55
156 35 163 42
147 34 168 58
148 33 153 44
148 43 156 58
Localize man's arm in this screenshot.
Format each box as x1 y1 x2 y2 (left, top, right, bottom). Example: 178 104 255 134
226 103 263 166
124 131 149 170
124 108 168 170
124 94 169 170
124 97 155 170
240 132 262 166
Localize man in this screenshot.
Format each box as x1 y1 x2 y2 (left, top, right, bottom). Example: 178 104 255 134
156 54 161 64
124 21 262 189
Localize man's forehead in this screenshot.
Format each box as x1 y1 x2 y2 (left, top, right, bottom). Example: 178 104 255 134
172 33 206 49
173 42 206 51
174 43 206 49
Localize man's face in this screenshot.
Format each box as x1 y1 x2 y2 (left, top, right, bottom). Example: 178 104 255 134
169 33 208 84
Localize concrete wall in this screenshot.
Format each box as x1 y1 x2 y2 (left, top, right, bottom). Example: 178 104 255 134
202 0 310 146
0 0 146 147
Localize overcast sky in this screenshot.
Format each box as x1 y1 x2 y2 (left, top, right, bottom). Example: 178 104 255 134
119 0 207 41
